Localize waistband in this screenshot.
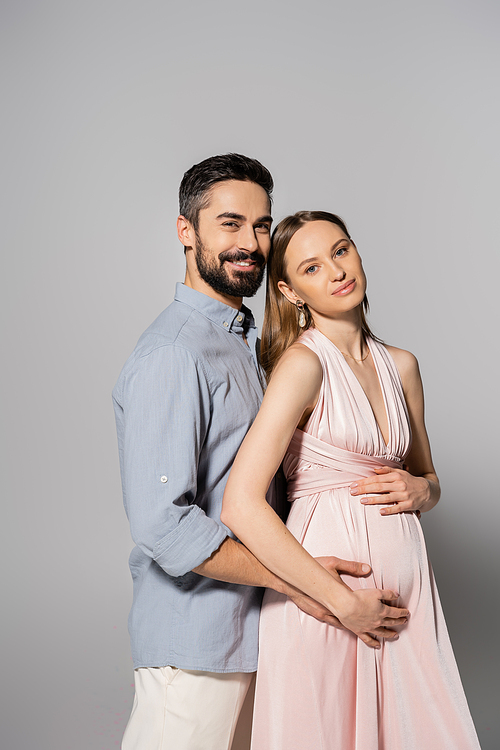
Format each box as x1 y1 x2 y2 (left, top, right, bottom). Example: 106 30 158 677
285 430 403 500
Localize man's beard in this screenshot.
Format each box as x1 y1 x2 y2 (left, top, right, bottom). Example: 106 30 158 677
194 233 265 298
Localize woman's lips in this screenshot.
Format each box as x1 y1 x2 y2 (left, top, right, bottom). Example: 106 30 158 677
332 279 356 296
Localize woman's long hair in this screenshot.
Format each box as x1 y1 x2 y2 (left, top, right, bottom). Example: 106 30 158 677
260 211 381 381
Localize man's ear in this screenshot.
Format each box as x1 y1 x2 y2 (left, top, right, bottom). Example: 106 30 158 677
277 279 299 306
177 215 196 250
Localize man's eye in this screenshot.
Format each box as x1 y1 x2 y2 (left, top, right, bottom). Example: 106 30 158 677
255 224 271 232
223 222 238 227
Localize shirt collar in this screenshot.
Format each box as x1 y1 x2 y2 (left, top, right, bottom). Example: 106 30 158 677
174 282 256 335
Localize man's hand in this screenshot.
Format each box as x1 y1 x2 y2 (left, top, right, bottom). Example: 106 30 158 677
350 466 432 515
315 555 370 579
287 556 408 648
285 556 372 629
335 588 409 648
320 557 409 648
286 587 345 627
286 556 409 649
315 557 408 648
285 556 370 627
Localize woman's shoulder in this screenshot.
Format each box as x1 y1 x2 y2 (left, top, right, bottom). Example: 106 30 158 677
382 343 421 386
271 339 323 384
263 341 323 413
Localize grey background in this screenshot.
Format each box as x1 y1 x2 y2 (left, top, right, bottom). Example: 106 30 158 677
1 1 499 748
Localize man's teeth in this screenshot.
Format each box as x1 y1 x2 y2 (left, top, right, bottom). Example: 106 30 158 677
233 261 252 266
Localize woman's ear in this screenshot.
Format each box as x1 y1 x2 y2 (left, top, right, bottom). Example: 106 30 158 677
277 280 299 306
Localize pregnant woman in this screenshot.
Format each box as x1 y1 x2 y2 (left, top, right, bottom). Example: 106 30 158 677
221 211 480 749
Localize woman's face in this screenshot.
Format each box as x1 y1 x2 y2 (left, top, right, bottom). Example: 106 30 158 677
278 220 366 321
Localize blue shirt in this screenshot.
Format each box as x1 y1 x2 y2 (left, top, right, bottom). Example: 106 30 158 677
113 282 265 672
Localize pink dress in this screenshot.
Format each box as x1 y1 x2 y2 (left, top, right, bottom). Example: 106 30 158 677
251 328 480 750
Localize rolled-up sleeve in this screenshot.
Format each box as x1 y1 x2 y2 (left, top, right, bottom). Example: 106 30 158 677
116 343 228 577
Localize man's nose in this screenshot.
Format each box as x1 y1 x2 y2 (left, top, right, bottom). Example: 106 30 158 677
237 224 259 252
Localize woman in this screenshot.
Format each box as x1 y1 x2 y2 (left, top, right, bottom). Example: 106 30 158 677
221 212 480 749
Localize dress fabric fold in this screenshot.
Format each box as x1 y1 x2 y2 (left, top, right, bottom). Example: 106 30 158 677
250 328 480 750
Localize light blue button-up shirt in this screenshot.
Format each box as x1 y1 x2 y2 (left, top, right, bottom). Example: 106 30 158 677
113 282 266 672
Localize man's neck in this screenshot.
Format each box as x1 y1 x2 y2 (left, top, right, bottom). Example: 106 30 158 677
183 268 242 310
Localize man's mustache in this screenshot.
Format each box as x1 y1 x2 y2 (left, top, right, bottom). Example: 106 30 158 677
218 250 265 267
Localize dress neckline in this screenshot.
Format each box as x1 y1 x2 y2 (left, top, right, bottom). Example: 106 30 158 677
307 328 391 451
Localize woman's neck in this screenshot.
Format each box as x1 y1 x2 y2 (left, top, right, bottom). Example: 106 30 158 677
311 311 367 361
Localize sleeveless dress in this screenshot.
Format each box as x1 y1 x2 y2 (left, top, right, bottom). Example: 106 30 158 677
250 328 480 750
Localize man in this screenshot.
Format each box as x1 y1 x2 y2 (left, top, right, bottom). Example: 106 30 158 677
113 154 404 750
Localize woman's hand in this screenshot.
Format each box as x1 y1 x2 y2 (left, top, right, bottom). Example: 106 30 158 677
284 556 371 629
333 587 409 648
350 466 437 515
286 557 408 648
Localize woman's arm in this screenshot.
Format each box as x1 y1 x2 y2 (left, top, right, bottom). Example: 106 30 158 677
350 347 440 514
221 344 409 648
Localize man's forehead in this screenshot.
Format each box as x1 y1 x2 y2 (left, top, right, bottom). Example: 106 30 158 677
202 180 271 217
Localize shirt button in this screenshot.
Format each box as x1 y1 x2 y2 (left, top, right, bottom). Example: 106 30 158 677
236 315 243 323
223 321 229 327
160 476 168 483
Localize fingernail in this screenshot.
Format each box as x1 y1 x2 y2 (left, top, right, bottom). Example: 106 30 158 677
361 564 370 574
351 482 358 489
391 635 399 641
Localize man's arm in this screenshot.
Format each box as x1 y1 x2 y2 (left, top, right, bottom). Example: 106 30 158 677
194 538 374 627
115 341 371 626
115 343 227 577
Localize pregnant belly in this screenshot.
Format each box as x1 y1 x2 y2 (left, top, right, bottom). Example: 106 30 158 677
286 486 427 606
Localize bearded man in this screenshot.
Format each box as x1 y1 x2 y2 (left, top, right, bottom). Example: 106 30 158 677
112 154 382 750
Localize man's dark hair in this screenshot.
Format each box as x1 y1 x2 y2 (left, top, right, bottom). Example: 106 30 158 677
179 153 274 230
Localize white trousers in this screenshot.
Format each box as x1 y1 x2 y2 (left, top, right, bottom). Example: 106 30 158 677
121 666 254 750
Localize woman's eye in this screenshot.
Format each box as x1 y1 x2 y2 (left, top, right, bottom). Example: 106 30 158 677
306 265 318 274
335 246 348 257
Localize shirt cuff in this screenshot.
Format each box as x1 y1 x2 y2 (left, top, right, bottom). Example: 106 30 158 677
153 505 228 577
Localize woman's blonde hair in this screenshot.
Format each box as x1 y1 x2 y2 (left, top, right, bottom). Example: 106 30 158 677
260 211 380 380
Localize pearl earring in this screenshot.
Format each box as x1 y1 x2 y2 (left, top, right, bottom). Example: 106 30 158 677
295 300 306 328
